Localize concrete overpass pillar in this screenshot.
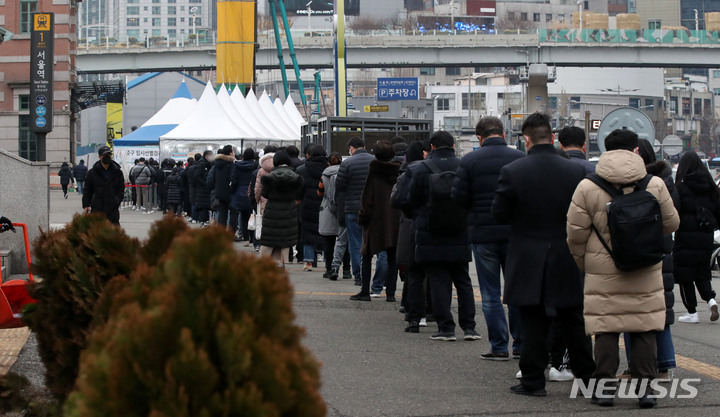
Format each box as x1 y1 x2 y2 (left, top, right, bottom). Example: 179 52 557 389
526 64 549 115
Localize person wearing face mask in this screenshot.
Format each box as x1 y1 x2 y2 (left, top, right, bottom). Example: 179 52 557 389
82 145 125 225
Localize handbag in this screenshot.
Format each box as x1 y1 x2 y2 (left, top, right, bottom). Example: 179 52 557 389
254 203 263 240
248 213 257 231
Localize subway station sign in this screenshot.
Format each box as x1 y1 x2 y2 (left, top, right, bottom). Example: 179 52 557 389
30 13 54 133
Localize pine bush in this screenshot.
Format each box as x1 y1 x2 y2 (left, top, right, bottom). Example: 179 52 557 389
64 227 326 417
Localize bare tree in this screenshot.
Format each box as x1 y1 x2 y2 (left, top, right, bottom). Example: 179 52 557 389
496 15 537 33
348 16 391 31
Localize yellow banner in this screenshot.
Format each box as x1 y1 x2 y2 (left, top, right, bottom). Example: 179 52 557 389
217 0 255 86
106 102 123 150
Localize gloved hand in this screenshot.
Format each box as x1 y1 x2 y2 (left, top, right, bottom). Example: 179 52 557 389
0 216 14 233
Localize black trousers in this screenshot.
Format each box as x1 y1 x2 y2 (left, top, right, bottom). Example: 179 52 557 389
517 305 595 391
594 332 657 382
405 264 429 323
61 184 68 195
217 200 231 229
678 265 716 313
425 262 476 333
361 249 398 297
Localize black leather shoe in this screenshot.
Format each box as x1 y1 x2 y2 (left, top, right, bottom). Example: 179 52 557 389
510 384 547 397
405 322 419 333
638 393 656 409
591 393 615 407
354 277 362 286
349 293 371 301
386 296 396 302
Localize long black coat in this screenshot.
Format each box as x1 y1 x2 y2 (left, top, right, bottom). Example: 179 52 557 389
404 148 471 264
260 166 305 248
189 159 212 210
165 173 183 206
647 160 680 325
296 156 328 246
392 161 420 266
208 154 236 202
230 160 257 211
451 136 525 244
673 170 720 284
82 160 125 225
359 159 401 255
492 144 586 308
58 166 73 185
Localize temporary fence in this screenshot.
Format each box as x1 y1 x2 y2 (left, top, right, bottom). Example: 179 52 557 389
121 184 159 211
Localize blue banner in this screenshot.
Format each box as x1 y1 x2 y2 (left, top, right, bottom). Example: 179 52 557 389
377 77 419 101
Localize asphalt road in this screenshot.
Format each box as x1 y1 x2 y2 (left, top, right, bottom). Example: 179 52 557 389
14 191 720 416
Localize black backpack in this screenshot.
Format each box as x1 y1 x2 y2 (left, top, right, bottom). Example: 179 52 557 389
587 173 664 271
424 160 467 236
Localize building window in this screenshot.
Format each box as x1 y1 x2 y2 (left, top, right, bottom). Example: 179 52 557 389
444 116 467 131
189 0 202 3
584 1 589 9
127 18 140 27
420 67 435 75
152 29 162 37
19 0 38 34
548 96 558 110
143 6 148 10
682 97 690 115
533 13 540 22
180 17 185 23
570 96 581 110
713 70 720 78
180 6 185 11
127 0 139 3
546 14 552 22
168 29 176 38
694 98 702 115
714 88 720 96
629 97 640 108
152 18 161 26
143 17 148 23
461 92 485 110
434 93 455 111
168 0 176 3
127 29 140 38
19 95 30 111
670 96 678 114
193 17 202 26
558 14 565 22
152 0 160 3
18 116 38 162
152 6 161 14
507 12 515 21
168 6 176 15
127 6 140 14
520 12 528 21
168 18 176 26
446 67 461 76
644 98 654 111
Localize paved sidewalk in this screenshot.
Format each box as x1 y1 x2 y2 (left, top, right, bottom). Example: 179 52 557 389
10 191 720 416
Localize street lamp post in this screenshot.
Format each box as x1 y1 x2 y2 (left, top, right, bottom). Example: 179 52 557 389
306 1 312 34
190 6 198 46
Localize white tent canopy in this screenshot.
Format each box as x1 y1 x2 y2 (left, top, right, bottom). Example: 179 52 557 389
160 81 247 149
258 91 297 139
245 89 290 140
142 81 197 127
230 87 282 140
284 95 306 126
273 96 301 137
216 84 258 138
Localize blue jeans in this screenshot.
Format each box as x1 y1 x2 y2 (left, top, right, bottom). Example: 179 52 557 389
624 325 676 371
303 243 317 263
345 213 362 277
76 180 84 194
370 251 388 294
472 242 522 354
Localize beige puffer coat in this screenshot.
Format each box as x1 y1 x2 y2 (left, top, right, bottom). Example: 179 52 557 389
253 153 275 215
567 150 679 335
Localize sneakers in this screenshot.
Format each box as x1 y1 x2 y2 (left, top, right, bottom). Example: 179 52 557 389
710 299 719 322
342 270 352 279
370 293 382 298
463 329 482 341
419 318 427 327
349 293 371 301
405 321 419 333
430 331 456 341
548 366 574 382
64 193 68 199
329 267 339 281
303 263 313 272
480 352 510 361
515 370 522 379
512 350 521 360
678 312 699 323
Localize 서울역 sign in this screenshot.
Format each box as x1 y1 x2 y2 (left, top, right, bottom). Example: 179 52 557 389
30 13 54 133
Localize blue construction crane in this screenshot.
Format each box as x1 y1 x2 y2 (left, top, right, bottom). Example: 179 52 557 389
267 0 307 106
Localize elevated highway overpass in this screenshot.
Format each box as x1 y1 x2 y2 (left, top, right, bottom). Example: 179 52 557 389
75 33 720 74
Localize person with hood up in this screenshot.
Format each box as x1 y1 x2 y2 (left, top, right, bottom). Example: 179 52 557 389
73 159 88 194
82 146 125 225
165 167 183 215
208 145 236 229
254 151 276 217
673 151 720 324
296 144 329 271
189 150 214 226
58 162 74 199
230 148 258 243
259 150 305 267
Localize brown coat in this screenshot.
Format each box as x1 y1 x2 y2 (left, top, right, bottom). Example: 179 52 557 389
567 150 679 335
359 160 401 256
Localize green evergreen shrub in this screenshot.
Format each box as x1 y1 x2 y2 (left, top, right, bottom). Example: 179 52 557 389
25 214 141 399
64 227 325 417
0 373 60 416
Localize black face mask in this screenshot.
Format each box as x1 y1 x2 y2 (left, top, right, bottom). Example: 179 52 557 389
101 155 111 165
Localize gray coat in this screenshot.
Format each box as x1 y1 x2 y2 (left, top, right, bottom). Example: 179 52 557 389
129 163 152 186
319 164 340 236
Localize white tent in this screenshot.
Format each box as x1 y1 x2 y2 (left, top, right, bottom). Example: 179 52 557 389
230 87 281 140
245 89 290 140
258 91 298 139
141 81 197 127
216 84 261 139
284 95 306 126
272 96 301 137
161 82 247 150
